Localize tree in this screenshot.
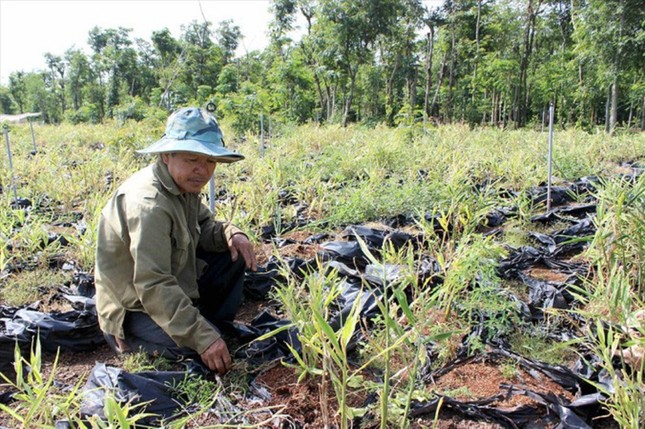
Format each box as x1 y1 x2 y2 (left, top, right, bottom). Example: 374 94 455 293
180 20 224 102
375 0 425 125
0 87 13 114
8 72 27 113
44 53 66 116
1 1 641 130
87 26 137 119
572 0 645 133
320 0 404 125
216 19 242 65
152 28 181 67
512 0 543 127
65 48 92 111
268 48 316 122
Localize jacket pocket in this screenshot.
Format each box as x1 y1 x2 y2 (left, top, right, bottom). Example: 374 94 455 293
170 229 191 272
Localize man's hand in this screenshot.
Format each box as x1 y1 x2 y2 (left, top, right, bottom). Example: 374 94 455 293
200 337 232 374
228 233 257 271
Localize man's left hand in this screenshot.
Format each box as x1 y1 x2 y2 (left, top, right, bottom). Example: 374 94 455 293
229 234 257 271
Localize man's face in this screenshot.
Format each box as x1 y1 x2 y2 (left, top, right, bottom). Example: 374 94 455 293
162 152 217 194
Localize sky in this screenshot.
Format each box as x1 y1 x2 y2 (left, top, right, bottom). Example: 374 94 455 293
0 0 443 85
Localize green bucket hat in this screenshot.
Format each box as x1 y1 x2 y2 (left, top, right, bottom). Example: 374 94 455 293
138 107 244 163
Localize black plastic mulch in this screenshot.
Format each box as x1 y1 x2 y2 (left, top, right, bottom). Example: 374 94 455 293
1 169 642 427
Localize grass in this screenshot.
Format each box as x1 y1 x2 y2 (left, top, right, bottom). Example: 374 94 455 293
0 117 643 427
0 269 70 307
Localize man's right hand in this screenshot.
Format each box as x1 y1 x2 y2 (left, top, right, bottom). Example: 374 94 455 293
200 337 232 374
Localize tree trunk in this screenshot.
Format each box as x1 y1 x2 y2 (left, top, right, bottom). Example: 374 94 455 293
604 85 611 133
342 64 358 127
491 89 498 126
423 28 434 119
515 0 542 127
609 78 618 135
386 55 400 125
446 2 457 123
408 70 417 113
472 0 482 106
299 42 328 123
608 0 626 135
430 53 447 120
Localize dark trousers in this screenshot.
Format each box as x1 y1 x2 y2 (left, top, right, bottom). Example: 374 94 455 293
104 250 246 361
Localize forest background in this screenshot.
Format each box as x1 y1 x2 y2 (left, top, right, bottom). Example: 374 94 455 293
0 0 643 136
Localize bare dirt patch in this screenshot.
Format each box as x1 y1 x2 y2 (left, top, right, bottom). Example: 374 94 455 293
524 266 571 283
431 361 573 408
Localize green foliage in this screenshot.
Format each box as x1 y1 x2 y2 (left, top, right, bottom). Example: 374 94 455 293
0 118 642 426
588 320 645 429
0 269 70 307
508 328 579 366
64 104 102 124
1 1 643 131
0 339 86 427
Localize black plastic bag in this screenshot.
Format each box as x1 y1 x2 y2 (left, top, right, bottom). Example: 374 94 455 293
81 363 193 425
7 307 104 353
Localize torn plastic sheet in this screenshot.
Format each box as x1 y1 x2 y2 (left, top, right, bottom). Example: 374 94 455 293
80 363 193 425
247 225 437 302
240 259 397 364
530 202 597 224
70 271 96 298
340 225 421 251
526 184 584 207
4 306 103 353
0 389 16 406
501 386 593 429
494 349 616 425
243 261 286 299
327 276 381 333
0 299 104 381
572 353 617 395
318 240 373 269
497 245 587 280
409 394 563 428
258 216 315 240
413 349 597 428
494 348 587 393
243 256 316 299
232 310 302 365
0 309 32 382
518 272 577 316
482 206 518 229
528 218 596 255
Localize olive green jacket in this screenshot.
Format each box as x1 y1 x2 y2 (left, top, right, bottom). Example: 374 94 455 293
95 159 243 354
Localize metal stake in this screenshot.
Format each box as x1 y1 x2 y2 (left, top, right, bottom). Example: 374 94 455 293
209 176 215 213
2 124 19 202
260 114 265 156
546 102 555 212
29 119 37 153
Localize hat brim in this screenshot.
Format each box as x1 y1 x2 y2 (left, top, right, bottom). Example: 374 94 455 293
137 137 244 163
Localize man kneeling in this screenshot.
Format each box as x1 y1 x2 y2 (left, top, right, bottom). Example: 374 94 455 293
95 107 257 374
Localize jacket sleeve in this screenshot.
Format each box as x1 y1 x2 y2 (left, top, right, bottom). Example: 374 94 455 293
196 202 246 252
125 195 220 354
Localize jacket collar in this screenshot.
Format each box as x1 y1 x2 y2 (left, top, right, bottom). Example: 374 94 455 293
153 158 182 196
